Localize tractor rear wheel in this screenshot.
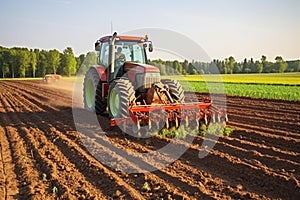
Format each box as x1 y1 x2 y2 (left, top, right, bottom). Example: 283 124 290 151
161 79 185 103
83 68 107 114
108 79 135 118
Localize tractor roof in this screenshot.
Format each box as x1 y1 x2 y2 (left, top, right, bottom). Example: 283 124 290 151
98 35 146 43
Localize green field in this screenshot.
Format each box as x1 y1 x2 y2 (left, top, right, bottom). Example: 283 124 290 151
163 73 300 85
1 73 299 101
163 73 300 101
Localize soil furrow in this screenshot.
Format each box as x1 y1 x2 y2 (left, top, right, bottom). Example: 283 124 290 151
229 113 300 138
1 83 144 199
1 81 59 111
227 103 300 117
0 94 52 199
0 85 109 199
0 80 299 199
21 126 107 199
219 134 300 163
180 146 300 199
229 121 300 153
226 97 300 115
0 126 19 200
70 127 193 199
48 128 148 199
209 139 300 178
218 136 300 171
11 80 73 105
106 134 268 199
22 110 194 198
227 107 300 125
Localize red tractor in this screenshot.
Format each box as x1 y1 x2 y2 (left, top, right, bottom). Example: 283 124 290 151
83 32 226 133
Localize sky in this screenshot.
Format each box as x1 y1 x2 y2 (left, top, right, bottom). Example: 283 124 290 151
0 0 299 62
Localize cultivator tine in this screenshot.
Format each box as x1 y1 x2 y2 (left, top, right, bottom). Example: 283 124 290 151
185 115 189 128
196 118 200 130
155 121 160 130
148 118 152 130
174 117 178 128
165 118 169 129
204 114 208 125
214 113 219 123
211 113 216 123
137 120 141 137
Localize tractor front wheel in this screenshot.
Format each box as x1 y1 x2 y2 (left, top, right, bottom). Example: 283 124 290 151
83 68 107 114
108 79 135 118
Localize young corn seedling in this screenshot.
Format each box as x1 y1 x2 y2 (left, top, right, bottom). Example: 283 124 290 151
142 182 151 192
52 186 58 195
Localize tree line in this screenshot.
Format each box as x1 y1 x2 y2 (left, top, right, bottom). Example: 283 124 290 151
150 56 300 75
0 45 299 78
0 46 92 78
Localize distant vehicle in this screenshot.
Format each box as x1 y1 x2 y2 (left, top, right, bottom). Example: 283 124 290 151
43 74 62 84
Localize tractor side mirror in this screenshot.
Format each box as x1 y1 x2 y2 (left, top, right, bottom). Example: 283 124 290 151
95 40 101 51
148 42 153 52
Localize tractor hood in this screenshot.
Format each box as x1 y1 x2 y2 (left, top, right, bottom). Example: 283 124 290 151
123 62 160 73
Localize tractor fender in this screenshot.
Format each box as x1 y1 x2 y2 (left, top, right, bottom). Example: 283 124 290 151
89 65 107 82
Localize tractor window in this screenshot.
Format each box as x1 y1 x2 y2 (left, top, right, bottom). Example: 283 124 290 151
132 44 145 64
115 41 146 64
99 42 109 67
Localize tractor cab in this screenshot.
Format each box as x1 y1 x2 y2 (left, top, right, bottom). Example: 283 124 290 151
95 34 153 82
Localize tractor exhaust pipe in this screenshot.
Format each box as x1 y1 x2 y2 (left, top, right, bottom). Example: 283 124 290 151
109 32 118 83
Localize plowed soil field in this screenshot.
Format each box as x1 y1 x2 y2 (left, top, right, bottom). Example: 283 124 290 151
0 80 299 200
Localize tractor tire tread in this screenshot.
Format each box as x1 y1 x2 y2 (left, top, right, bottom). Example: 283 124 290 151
161 79 185 103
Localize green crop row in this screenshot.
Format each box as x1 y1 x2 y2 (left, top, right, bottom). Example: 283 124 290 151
179 81 300 101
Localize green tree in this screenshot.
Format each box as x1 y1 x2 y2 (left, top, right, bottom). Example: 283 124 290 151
182 59 189 74
293 60 300 72
274 56 288 73
29 49 37 77
61 47 77 76
165 61 173 75
76 54 86 73
187 62 198 74
15 48 30 78
209 60 220 74
219 60 225 74
261 55 269 72
249 58 255 73
233 62 242 73
35 50 48 77
242 58 249 73
0 49 10 78
48 49 61 74
6 49 17 78
254 61 263 73
224 56 235 74
78 52 96 74
172 60 182 74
